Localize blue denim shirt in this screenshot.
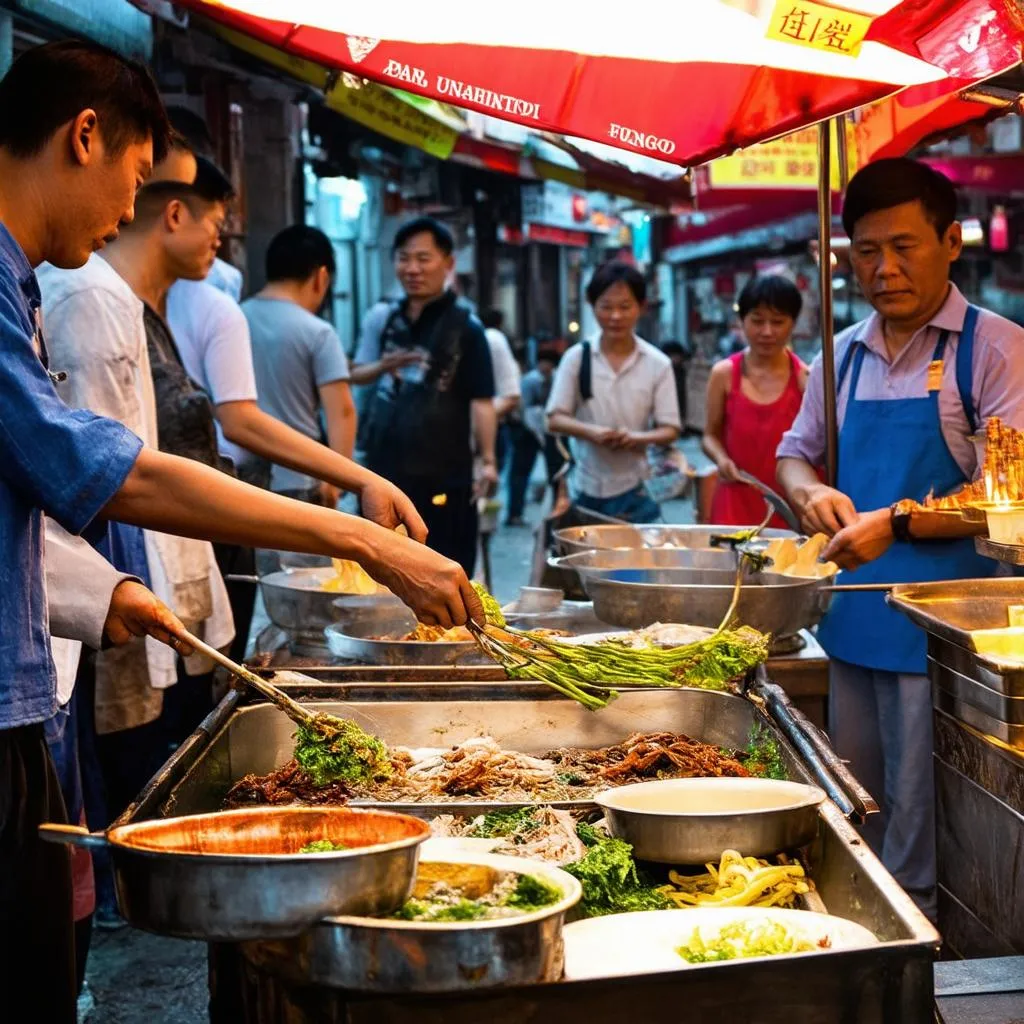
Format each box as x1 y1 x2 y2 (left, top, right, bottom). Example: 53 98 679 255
0 223 143 729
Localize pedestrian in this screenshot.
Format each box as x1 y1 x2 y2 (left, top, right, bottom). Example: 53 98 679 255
660 340 690 432
546 261 682 523
243 225 356 507
777 158 1024 919
0 44 482 1019
703 275 809 526
481 307 522 425
507 346 564 524
718 314 746 357
353 216 499 575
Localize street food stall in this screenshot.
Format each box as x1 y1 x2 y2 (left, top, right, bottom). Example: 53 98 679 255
94 0 1023 1017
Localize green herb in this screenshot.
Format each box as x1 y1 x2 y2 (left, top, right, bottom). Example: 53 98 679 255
293 713 392 787
468 807 539 839
676 921 817 963
299 839 348 853
565 835 671 917
574 821 605 848
475 624 769 711
743 723 787 781
393 898 491 922
507 874 562 912
472 582 506 627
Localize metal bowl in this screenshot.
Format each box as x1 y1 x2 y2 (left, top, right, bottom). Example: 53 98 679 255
567 562 834 638
596 777 825 864
324 610 488 666
242 851 582 992
554 524 800 558
40 806 429 941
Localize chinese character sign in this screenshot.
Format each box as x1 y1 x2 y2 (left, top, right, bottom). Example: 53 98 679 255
766 0 873 57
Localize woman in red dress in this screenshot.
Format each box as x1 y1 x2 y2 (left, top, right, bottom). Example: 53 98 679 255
704 275 808 527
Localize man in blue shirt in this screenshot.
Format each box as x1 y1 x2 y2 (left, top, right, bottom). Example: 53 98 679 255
0 42 482 1021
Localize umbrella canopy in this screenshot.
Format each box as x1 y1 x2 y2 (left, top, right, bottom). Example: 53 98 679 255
172 0 1022 166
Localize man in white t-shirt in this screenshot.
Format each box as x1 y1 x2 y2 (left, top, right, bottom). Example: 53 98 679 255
480 308 521 419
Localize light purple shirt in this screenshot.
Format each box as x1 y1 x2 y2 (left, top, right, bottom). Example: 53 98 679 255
777 284 1024 480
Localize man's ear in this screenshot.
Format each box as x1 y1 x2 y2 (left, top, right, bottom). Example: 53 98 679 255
946 221 963 263
70 109 99 167
163 199 186 232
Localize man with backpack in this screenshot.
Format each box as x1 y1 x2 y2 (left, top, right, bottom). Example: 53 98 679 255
352 217 498 574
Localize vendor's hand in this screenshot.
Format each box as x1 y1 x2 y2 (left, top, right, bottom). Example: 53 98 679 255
319 481 341 509
357 474 429 544
474 459 499 500
367 532 484 628
381 350 424 374
716 457 742 484
823 508 893 570
104 581 193 655
619 431 651 452
796 483 859 536
591 426 629 449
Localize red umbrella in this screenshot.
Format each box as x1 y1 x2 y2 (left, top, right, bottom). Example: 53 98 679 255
171 0 1022 167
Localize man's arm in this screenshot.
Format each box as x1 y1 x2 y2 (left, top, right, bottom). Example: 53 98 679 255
472 398 499 497
350 349 423 386
320 380 357 461
102 447 482 627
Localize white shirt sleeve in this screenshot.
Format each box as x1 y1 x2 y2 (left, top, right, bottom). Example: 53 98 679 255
546 345 582 417
485 328 522 399
198 291 259 405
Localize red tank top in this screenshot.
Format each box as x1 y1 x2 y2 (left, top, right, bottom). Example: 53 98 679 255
709 350 805 528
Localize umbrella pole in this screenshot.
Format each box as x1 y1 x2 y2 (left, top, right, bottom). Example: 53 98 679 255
818 120 838 486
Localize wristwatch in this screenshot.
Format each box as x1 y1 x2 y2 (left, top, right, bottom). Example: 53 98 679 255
890 499 915 543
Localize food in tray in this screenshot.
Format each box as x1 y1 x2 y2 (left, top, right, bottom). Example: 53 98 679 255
968 626 1024 662
659 850 810 909
320 558 389 595
431 806 590 865
761 534 837 579
299 839 349 853
392 861 563 922
676 919 825 962
224 726 787 808
293 714 393 787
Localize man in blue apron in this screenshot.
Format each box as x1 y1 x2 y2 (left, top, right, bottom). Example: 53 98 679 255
778 158 1024 918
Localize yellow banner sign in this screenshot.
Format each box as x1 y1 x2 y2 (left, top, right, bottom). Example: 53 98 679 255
707 121 859 191
766 0 873 58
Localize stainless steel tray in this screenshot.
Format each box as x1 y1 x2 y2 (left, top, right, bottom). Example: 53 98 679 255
160 689 810 819
976 537 1024 566
888 578 1024 641
933 685 1024 748
554 524 799 558
928 657 1024 725
927 635 1024 697
324 614 487 667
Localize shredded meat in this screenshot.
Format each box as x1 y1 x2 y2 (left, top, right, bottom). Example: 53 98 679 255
223 760 351 808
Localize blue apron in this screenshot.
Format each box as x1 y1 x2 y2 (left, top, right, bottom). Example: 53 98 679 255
816 307 996 674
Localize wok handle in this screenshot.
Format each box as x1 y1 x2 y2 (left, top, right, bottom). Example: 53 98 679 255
821 583 896 592
38 823 109 849
223 574 259 585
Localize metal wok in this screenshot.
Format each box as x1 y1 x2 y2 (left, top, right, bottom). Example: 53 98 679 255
324 610 489 666
554 523 800 558
552 551 835 638
39 806 428 941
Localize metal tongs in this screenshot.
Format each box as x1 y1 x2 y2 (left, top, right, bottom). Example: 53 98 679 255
714 505 776 631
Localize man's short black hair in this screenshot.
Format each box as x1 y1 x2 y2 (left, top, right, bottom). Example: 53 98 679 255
536 345 561 367
192 156 235 204
586 261 646 306
133 159 233 227
166 105 214 159
737 275 803 320
0 40 170 163
842 158 958 239
266 224 336 282
481 308 504 330
392 216 454 256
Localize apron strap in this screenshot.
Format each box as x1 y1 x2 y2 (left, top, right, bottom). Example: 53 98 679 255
836 339 860 397
956 304 980 434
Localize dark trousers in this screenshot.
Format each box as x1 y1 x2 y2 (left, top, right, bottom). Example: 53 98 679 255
386 476 478 577
214 540 256 665
507 424 564 521
0 723 76 1023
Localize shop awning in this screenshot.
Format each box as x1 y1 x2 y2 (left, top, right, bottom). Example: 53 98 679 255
920 154 1024 193
162 0 1020 167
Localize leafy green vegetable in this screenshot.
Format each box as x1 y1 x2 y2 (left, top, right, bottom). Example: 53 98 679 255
676 921 818 963
293 713 392 787
476 623 770 711
574 821 605 848
468 807 541 840
394 898 491 922
507 874 562 912
743 723 786 781
299 839 348 853
472 582 506 627
565 835 670 917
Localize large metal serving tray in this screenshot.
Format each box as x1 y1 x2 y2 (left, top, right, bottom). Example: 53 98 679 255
927 635 1024 698
929 656 1024 725
159 688 813 819
889 578 1024 644
122 685 939 1024
933 686 1024 749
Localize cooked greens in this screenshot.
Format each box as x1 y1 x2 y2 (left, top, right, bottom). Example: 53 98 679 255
467 807 540 840
393 871 562 922
293 713 392 787
507 873 564 912
742 723 786 781
676 921 821 963
299 839 349 853
565 828 671 917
